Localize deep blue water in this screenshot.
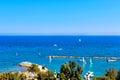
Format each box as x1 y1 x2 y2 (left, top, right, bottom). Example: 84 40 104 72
0 36 120 76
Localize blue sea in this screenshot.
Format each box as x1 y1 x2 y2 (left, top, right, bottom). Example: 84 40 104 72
0 36 120 76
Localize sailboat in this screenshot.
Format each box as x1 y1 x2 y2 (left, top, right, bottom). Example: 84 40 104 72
90 58 93 64
49 56 52 63
78 57 86 64
83 57 86 64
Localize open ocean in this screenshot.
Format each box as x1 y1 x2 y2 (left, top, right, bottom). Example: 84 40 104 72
0 36 120 76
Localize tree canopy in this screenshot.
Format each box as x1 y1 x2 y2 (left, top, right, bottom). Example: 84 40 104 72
58 61 83 80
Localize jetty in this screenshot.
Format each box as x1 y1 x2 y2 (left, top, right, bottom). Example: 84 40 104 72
48 55 80 58
48 56 120 60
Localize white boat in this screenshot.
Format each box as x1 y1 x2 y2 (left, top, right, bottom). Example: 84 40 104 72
90 58 93 64
107 59 117 62
78 57 86 64
49 56 52 63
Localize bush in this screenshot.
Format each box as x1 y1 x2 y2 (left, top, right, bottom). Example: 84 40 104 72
92 76 107 80
0 72 26 80
27 64 40 74
104 68 117 80
37 70 55 80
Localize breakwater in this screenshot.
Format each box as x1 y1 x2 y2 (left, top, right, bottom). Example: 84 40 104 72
48 56 120 60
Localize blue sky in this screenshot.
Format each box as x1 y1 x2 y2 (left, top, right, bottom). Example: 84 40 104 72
0 0 120 35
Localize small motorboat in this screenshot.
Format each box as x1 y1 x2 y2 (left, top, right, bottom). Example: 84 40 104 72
107 59 117 62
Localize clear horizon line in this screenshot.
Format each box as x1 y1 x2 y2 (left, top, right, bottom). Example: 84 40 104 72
0 34 120 36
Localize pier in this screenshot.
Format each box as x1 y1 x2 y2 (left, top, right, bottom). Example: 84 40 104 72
48 56 120 60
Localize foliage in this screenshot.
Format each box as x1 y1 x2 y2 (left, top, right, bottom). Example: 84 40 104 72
37 70 55 80
57 73 66 80
116 70 120 80
92 76 106 80
27 64 40 74
58 61 82 80
104 68 117 80
0 72 26 80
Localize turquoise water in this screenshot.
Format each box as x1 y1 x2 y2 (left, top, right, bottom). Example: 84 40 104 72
0 36 120 76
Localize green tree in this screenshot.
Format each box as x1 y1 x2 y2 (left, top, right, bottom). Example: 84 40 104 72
116 70 120 80
27 64 40 74
0 72 26 80
58 61 82 80
57 73 66 80
77 65 83 74
37 70 55 80
104 68 117 80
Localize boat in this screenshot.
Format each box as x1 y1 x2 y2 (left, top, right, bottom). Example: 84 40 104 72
49 56 52 63
107 59 117 62
90 58 93 64
107 57 117 62
78 57 86 64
